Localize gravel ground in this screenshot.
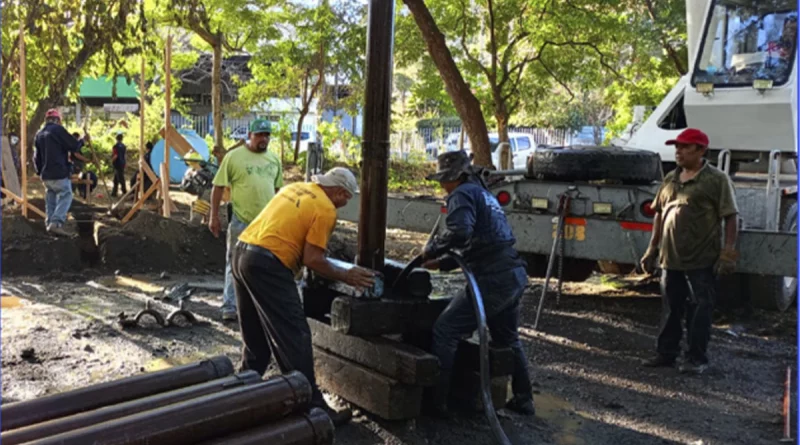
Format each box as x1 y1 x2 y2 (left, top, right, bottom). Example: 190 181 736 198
1 222 797 445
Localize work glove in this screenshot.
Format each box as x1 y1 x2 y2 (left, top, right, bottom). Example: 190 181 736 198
639 246 659 275
715 248 739 275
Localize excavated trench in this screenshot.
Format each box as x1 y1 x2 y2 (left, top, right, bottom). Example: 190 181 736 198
2 208 226 277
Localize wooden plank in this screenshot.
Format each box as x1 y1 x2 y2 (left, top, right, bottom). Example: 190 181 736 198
158 125 195 158
139 54 146 204
163 34 172 218
454 338 514 377
1 187 46 219
19 18 28 218
1 137 21 196
111 181 138 211
142 161 157 183
314 347 423 420
308 318 439 386
160 162 171 218
330 296 452 336
121 180 160 223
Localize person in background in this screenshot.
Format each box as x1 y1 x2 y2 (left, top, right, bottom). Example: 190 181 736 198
640 128 739 375
70 132 97 199
111 133 127 197
33 109 78 236
233 167 375 426
422 150 535 418
130 141 154 198
209 119 284 321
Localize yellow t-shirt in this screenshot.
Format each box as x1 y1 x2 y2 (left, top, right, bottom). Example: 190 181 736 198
238 182 337 274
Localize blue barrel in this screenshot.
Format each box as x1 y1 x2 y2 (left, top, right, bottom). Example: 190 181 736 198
150 129 211 183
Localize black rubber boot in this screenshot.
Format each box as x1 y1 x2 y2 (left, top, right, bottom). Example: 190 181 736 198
425 371 452 419
506 395 535 416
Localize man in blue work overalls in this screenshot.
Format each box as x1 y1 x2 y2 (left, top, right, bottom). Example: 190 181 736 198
422 150 535 417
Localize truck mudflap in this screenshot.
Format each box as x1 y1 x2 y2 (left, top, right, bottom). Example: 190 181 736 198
338 194 797 277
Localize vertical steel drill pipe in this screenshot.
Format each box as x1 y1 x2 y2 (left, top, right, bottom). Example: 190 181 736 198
2 371 262 444
196 407 335 445
1 355 234 432
27 371 312 445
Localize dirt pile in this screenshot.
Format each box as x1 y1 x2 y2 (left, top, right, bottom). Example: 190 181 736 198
1 215 82 276
97 210 226 274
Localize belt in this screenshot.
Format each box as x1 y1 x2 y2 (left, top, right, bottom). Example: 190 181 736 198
237 242 276 260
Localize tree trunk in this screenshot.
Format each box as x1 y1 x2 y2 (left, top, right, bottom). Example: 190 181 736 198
294 113 306 162
211 38 225 162
402 0 491 167
496 112 509 144
458 126 464 150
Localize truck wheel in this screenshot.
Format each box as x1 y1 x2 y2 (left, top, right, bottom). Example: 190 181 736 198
521 254 595 282
596 261 636 275
747 203 797 311
526 147 662 184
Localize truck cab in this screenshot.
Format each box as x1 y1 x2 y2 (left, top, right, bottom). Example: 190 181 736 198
623 0 797 169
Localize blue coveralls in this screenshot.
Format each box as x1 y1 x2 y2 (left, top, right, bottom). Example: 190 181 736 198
426 177 534 405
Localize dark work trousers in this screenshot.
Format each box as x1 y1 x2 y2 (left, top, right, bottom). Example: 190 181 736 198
657 267 716 364
432 266 533 401
231 242 325 406
112 166 127 196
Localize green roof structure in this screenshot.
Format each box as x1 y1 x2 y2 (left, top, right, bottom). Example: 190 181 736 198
79 76 139 99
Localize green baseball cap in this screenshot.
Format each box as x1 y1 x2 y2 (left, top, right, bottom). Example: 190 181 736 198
249 119 272 134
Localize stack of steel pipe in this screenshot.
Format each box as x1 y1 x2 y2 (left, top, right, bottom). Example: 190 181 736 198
1 356 334 445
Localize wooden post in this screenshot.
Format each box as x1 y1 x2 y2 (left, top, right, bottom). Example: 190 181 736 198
19 15 28 218
139 54 146 203
162 34 172 217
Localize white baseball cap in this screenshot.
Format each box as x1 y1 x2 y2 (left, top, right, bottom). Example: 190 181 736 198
312 167 359 196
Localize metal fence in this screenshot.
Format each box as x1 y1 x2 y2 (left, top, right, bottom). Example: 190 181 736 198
170 113 255 138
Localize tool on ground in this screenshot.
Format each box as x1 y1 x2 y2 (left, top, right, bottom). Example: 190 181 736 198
166 300 197 326
534 194 571 330
781 365 793 442
134 300 167 327
446 251 512 445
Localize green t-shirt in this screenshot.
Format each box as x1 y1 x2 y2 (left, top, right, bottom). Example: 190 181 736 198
212 147 284 224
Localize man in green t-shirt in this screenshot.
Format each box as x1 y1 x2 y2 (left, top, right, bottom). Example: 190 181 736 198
209 119 283 321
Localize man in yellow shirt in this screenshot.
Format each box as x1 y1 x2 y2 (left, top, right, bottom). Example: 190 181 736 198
234 167 375 425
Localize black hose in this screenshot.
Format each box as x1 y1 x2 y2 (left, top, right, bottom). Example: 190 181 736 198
446 251 513 445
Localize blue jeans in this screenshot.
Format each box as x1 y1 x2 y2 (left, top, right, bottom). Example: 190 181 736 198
223 213 248 313
432 266 533 400
43 178 73 226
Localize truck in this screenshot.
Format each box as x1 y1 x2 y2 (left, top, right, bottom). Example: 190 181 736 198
338 0 798 311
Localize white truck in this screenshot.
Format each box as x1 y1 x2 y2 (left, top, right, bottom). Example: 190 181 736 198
339 0 798 311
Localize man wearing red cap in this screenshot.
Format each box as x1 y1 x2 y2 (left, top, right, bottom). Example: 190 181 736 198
639 128 739 374
33 109 81 236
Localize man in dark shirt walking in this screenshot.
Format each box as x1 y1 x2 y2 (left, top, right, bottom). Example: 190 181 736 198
640 128 739 374
111 133 127 197
422 150 534 417
33 108 79 236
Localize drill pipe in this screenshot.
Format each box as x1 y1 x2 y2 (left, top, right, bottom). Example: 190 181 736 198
1 355 234 432
196 407 334 445
27 371 312 445
2 371 262 445
383 258 432 299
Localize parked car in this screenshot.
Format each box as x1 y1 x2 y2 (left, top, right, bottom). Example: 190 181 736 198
229 126 249 141
291 131 318 154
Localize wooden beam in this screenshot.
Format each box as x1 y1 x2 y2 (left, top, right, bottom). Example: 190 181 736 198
158 125 195 158
308 318 439 386
1 187 46 219
19 17 27 218
162 34 172 218
1 136 21 196
142 161 157 183
111 181 139 211
330 296 452 336
121 180 160 224
314 347 423 420
139 54 146 207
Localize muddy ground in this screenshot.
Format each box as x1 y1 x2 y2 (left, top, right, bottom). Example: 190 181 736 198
2 211 796 445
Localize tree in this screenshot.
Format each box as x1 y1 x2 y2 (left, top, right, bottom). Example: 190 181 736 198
2 0 143 149
162 0 275 161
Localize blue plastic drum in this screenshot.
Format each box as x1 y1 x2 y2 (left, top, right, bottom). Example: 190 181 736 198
150 129 211 184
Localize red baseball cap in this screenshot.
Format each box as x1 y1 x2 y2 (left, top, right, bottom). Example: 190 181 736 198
665 128 709 147
45 108 61 119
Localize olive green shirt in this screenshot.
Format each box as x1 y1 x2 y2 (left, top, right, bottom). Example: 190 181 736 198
651 160 738 271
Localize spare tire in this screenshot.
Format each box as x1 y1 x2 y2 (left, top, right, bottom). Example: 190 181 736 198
526 146 662 184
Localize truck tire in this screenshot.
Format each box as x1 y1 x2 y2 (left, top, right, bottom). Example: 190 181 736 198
596 261 636 275
521 253 595 282
747 202 797 311
527 147 662 184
